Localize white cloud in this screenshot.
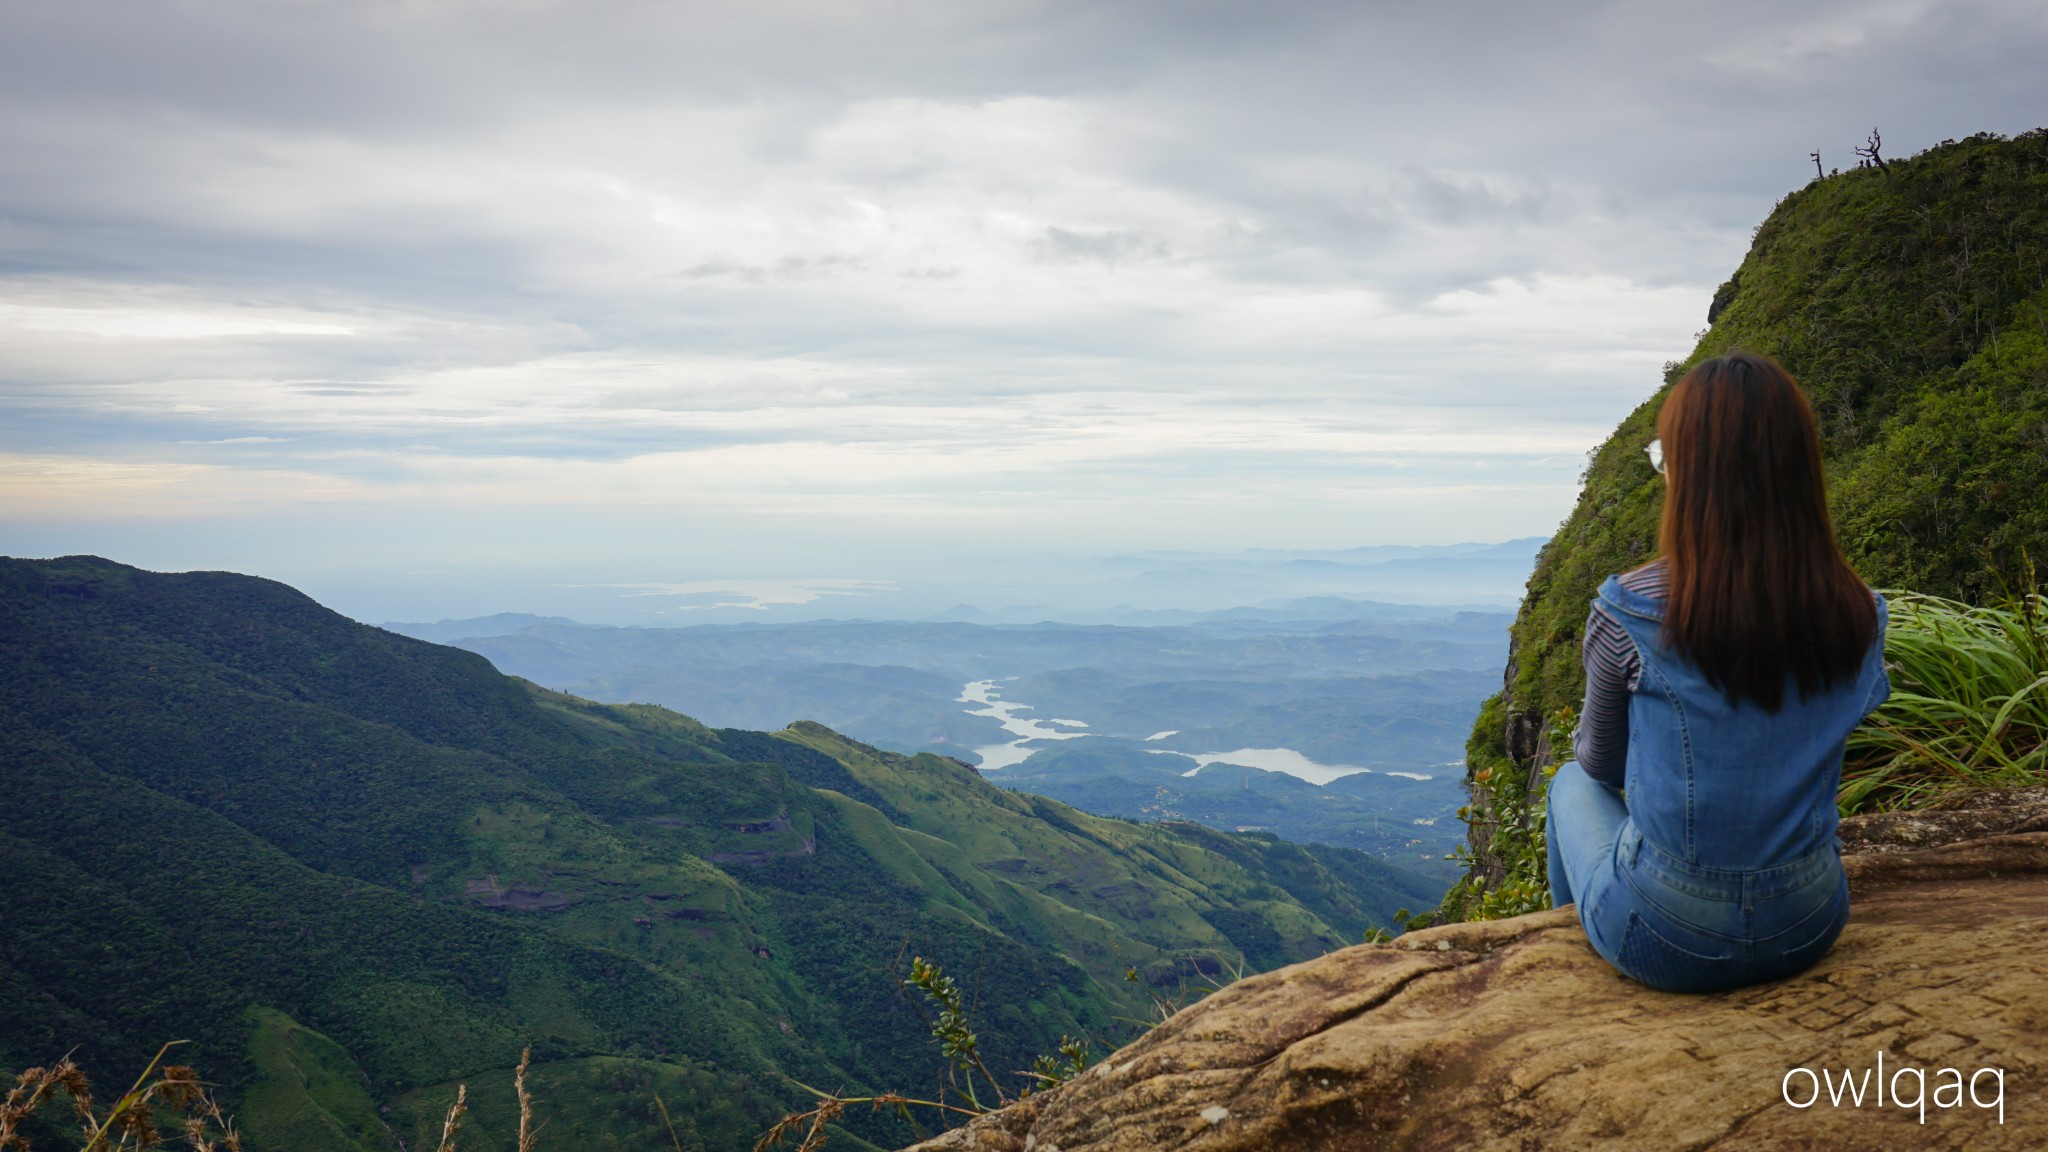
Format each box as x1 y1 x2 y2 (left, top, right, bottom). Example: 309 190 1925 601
0 302 355 339
0 0 2042 605
0 452 367 517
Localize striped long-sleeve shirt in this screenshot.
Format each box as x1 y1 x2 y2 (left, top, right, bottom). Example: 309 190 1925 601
1571 559 1669 785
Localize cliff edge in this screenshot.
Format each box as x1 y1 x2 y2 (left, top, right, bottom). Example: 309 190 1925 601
905 788 2048 1150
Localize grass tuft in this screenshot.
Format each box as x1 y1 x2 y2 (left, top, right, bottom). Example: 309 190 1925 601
513 1047 536 1152
1843 588 2048 812
432 1083 467 1152
0 1046 241 1152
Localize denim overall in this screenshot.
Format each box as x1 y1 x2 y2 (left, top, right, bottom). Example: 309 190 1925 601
1545 575 1891 993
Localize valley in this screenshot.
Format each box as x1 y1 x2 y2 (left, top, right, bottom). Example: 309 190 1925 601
392 601 1512 871
0 556 1448 1151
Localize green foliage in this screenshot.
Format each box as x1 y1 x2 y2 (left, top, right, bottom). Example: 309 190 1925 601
1843 588 2048 811
1834 314 2048 595
388 1057 787 1152
1439 706 1572 922
756 955 1097 1152
901 958 1000 1112
1 555 1425 1150
1025 1037 1091 1092
237 1009 385 1152
1445 129 2048 921
1156 822 1441 948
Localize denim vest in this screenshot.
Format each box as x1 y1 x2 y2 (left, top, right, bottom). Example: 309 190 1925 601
1579 575 1891 991
1597 575 1891 869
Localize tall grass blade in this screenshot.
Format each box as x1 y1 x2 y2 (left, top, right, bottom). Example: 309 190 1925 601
1845 590 2048 812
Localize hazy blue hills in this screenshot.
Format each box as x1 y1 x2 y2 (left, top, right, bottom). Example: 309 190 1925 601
2 555 1442 1152
1046 539 1544 611
915 596 1512 628
383 611 579 643
407 538 1544 629
391 604 1509 867
992 738 1466 880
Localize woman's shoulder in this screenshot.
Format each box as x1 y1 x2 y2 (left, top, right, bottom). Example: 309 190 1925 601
1615 558 1669 598
1588 558 1666 626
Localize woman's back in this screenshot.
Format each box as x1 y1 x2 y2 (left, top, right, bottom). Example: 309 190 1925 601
1545 351 1891 992
1594 568 1890 871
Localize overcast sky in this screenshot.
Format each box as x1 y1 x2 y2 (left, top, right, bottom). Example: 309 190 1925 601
2 0 2044 620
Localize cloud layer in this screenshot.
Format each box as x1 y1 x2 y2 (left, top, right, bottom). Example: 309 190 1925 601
2 0 2043 617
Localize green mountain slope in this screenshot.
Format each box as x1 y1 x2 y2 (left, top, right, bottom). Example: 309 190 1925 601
1447 129 2048 918
0 555 1434 1150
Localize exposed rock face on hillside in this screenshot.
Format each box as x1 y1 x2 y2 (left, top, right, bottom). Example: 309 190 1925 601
907 791 2048 1150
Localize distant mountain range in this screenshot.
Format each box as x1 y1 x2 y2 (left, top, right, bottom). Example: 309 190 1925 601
367 537 1547 629
385 600 1511 869
914 593 1516 627
904 538 1547 626
2 555 1443 1152
381 611 578 643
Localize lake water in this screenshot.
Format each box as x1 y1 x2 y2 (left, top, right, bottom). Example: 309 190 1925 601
962 681 1434 784
960 679 1091 770
1151 747 1432 785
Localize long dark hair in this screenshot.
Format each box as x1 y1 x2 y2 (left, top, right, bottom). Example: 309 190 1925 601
1655 351 1876 711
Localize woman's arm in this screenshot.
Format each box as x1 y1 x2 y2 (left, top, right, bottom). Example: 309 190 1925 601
1571 602 1638 786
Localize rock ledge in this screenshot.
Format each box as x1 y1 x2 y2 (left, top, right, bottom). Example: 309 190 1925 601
910 789 2048 1151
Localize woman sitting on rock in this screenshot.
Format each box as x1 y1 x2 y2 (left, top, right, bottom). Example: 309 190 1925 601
1546 351 1891 993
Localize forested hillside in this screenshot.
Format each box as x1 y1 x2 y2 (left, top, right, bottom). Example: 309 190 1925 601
1447 129 2048 919
0 556 1437 1151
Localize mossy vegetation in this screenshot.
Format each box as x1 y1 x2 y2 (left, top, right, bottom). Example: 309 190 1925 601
1442 129 2048 921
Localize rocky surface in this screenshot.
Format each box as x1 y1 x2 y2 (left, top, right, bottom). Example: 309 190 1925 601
1837 786 2048 858
908 790 2048 1150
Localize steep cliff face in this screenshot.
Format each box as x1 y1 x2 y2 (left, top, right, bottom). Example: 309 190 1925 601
1445 130 2048 918
907 789 2048 1151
